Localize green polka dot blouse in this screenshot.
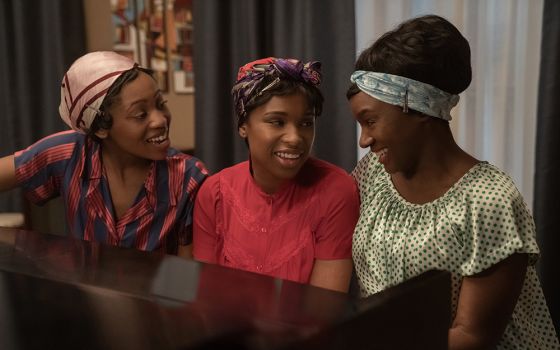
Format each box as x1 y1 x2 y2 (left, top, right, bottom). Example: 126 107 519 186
352 152 559 349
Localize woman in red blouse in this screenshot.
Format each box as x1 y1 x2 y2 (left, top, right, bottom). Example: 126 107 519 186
193 58 360 292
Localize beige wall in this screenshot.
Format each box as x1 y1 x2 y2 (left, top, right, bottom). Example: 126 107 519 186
83 0 195 151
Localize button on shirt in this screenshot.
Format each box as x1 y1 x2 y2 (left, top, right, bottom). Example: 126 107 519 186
15 131 208 252
193 158 360 284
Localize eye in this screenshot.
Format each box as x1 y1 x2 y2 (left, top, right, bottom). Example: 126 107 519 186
157 99 168 110
132 112 148 120
301 119 315 127
359 115 377 128
268 119 284 126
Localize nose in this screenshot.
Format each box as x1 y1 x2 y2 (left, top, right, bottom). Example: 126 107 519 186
282 124 304 145
359 127 373 148
150 109 170 129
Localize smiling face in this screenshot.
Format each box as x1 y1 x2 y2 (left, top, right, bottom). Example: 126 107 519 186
349 91 426 175
239 93 315 193
96 71 171 163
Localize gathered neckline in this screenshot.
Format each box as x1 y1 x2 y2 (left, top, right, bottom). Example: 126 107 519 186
381 161 489 209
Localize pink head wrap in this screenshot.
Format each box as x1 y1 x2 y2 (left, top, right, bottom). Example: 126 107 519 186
59 51 136 133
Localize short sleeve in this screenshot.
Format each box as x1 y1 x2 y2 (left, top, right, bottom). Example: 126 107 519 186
452 166 540 276
314 173 360 260
192 175 221 263
14 131 79 205
352 151 383 209
176 157 209 246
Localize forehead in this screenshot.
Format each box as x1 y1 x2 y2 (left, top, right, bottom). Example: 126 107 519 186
263 92 311 110
117 72 159 104
257 93 312 114
350 91 399 115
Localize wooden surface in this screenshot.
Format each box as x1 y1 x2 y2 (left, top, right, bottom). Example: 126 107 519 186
0 228 450 349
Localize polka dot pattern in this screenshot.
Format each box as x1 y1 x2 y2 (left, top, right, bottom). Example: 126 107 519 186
352 152 560 349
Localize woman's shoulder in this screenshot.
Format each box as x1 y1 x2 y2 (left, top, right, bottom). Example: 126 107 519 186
163 148 209 177
303 158 355 184
15 130 84 162
195 162 252 207
298 159 359 210
350 152 386 204
199 161 249 189
28 130 84 149
457 162 523 203
445 162 533 238
351 152 384 182
211 161 249 181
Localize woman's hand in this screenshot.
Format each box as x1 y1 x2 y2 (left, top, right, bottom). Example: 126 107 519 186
177 244 193 260
449 253 528 349
0 155 17 192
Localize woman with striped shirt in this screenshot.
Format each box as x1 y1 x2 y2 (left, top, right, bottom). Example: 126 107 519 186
0 51 207 257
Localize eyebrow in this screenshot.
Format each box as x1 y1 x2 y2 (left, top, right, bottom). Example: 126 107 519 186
263 111 288 116
263 110 315 117
356 107 376 117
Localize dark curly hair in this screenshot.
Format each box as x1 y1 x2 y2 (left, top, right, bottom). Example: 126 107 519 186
347 15 471 99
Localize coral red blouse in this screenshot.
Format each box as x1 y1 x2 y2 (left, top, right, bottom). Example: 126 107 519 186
193 158 360 284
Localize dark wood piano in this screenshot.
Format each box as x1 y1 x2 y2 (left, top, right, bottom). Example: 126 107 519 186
0 228 451 349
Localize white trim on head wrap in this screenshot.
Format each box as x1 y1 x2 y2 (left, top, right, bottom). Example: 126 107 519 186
59 51 136 134
350 71 459 121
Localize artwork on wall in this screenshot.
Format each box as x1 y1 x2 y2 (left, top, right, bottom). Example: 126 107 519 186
111 0 141 61
111 0 194 94
170 0 194 94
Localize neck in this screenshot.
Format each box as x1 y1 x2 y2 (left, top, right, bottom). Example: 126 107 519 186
251 168 287 195
248 159 292 195
101 144 151 181
391 124 478 204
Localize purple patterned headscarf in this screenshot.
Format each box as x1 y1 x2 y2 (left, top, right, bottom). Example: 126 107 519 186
231 57 322 123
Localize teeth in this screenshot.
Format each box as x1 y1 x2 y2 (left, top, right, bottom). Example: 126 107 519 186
147 135 167 144
276 152 300 159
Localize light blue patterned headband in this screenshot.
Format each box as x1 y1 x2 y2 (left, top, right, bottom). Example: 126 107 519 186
350 71 459 121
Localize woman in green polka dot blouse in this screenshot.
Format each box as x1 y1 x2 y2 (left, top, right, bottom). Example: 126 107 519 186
347 14 559 349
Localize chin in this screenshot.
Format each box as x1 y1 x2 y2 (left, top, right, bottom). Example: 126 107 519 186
276 167 302 181
382 163 399 175
144 151 168 161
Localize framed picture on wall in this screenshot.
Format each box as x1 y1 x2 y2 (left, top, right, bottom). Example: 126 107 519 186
111 0 141 61
170 0 194 94
112 0 170 92
140 0 169 92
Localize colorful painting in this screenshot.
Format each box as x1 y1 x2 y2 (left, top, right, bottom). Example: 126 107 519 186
111 0 142 61
170 0 194 93
111 0 171 92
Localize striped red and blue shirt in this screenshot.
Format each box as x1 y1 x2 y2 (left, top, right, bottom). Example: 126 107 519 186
14 130 208 253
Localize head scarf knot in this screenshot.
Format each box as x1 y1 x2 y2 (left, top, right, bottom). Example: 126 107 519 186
232 57 321 121
59 51 136 134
